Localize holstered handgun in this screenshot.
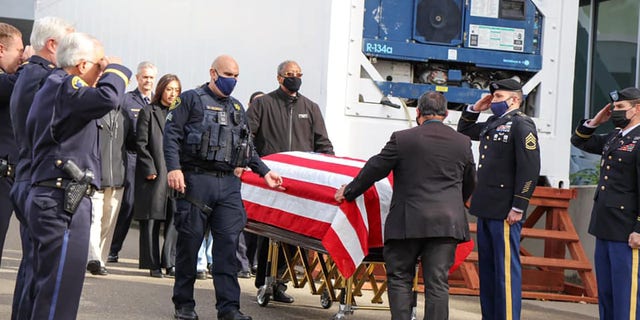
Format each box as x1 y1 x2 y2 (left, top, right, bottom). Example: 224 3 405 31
58 160 94 215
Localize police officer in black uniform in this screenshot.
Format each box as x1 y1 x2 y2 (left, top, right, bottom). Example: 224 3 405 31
24 32 131 320
458 79 540 320
9 17 72 319
571 87 640 319
0 22 24 266
165 54 282 320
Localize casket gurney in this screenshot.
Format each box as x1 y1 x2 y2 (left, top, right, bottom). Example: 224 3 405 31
241 151 473 319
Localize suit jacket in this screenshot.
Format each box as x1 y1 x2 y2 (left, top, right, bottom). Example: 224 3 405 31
134 103 170 220
343 120 476 241
571 120 640 241
458 108 541 220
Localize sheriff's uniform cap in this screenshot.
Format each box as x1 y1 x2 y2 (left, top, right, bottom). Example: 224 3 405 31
490 79 522 94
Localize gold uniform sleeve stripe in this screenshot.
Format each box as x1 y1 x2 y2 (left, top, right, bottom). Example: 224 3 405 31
574 130 591 139
103 68 129 86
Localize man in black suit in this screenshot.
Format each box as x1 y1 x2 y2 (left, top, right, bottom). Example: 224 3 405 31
457 79 540 320
108 61 157 263
335 91 476 320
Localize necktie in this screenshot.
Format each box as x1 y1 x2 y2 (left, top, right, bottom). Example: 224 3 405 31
143 96 150 104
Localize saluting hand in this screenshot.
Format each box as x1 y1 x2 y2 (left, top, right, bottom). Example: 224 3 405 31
629 232 640 248
21 45 34 63
589 104 612 126
472 94 493 112
506 209 523 225
167 169 186 193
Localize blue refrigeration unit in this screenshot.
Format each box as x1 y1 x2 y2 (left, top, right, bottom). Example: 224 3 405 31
362 0 543 108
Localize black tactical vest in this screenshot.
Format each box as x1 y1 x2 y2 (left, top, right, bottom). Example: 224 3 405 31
184 88 251 167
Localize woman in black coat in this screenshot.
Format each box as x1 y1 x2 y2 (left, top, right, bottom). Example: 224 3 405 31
134 74 181 278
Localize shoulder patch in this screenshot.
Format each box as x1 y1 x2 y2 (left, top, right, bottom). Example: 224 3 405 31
169 97 181 111
525 132 537 150
233 103 241 111
71 76 87 90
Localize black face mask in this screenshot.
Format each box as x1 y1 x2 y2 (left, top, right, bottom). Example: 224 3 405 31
611 109 632 128
283 77 302 93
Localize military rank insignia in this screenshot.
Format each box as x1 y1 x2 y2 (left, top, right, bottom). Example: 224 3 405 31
169 97 181 111
71 76 87 89
166 112 173 122
525 132 537 150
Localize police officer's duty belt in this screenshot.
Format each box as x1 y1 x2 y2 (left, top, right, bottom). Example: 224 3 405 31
36 179 96 196
183 166 234 178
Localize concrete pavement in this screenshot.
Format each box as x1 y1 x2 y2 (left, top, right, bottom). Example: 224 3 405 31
0 215 598 319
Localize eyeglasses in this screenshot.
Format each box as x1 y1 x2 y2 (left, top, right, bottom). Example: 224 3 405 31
280 72 303 78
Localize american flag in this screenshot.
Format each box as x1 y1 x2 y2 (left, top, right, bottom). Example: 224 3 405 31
241 151 393 278
241 151 473 278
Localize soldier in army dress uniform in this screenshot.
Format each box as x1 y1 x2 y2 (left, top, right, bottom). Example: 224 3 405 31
571 87 640 320
458 79 541 320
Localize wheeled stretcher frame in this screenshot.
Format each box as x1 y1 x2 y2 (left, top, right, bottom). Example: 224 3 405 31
246 220 419 320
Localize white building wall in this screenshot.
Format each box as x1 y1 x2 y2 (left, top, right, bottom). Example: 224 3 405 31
35 0 579 187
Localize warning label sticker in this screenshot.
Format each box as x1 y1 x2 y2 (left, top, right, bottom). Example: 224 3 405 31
470 0 499 18
468 24 525 53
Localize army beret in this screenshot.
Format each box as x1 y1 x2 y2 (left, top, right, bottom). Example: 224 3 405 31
490 78 522 94
611 87 640 102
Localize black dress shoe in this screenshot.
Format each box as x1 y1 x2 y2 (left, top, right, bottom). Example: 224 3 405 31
218 309 251 320
174 306 198 320
107 254 118 263
196 271 208 280
166 267 176 277
87 260 108 275
150 269 164 278
273 283 294 303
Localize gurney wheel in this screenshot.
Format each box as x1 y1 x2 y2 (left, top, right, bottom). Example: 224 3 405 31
257 285 271 307
320 290 333 309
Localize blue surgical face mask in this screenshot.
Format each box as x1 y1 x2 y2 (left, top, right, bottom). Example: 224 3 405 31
214 70 237 96
490 98 511 116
